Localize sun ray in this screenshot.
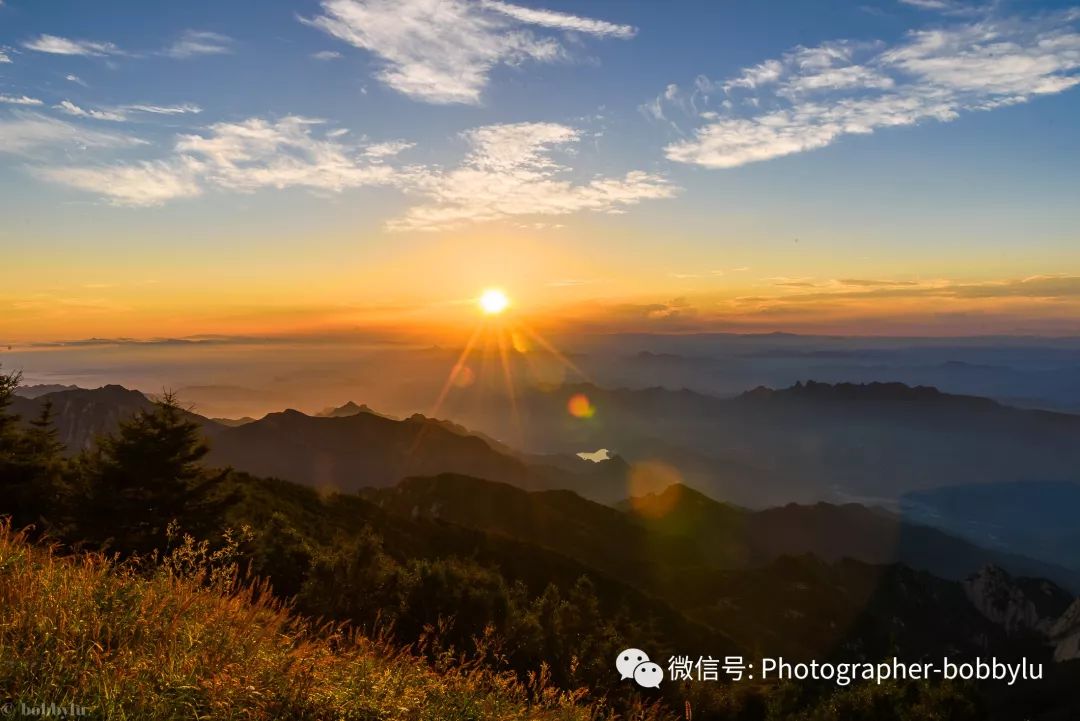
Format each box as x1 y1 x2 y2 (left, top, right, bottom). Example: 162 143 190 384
516 323 592 384
411 323 485 456
496 324 523 447
423 289 588 454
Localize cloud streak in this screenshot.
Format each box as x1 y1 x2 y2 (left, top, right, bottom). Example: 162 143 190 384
660 10 1080 168
0 112 142 156
480 0 636 39
388 121 675 231
752 275 1080 303
163 30 234 59
0 94 43 106
36 160 204 206
23 34 122 56
55 100 128 122
38 116 400 206
36 117 674 226
302 0 634 104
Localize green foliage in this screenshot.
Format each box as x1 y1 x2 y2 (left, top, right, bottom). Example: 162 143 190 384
71 391 231 551
299 525 406 624
0 366 24 459
0 369 68 530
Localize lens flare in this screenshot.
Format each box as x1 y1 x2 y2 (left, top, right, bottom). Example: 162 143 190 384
567 393 596 419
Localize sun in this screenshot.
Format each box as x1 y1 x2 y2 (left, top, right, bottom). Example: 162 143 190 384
479 288 510 315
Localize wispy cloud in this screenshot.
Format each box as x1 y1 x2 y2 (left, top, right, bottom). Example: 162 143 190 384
23 34 122 57
38 116 399 206
302 0 634 104
36 116 674 227
0 112 142 157
65 74 88 87
53 100 202 123
124 103 202 115
163 30 234 59
388 121 675 231
0 112 143 158
312 50 343 60
899 0 952 9
897 0 980 15
0 94 43 106
55 100 128 122
0 48 11 64
362 140 414 159
479 0 636 39
659 10 1080 168
838 278 920 287
35 160 204 206
746 275 1080 303
175 116 397 193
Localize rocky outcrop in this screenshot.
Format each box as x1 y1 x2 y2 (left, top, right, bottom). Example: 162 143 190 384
1050 599 1080 662
963 565 1072 636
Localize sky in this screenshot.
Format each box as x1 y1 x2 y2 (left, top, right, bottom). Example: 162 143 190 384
3 0 1080 343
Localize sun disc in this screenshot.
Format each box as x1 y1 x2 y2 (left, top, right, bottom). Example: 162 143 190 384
479 288 510 315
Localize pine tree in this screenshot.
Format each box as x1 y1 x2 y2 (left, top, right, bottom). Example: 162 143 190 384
0 366 22 461
0 369 70 530
75 392 230 551
23 400 66 462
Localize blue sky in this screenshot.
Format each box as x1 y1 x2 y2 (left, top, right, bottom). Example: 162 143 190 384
2 0 1080 340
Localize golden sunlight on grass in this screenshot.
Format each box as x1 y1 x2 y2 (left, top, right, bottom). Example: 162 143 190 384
0 520 659 721
479 288 510 315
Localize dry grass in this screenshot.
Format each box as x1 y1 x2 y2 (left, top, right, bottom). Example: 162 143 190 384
0 521 665 721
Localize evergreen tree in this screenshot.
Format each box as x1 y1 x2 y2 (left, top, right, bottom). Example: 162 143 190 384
74 392 229 551
24 400 66 461
4 399 71 530
0 367 66 529
0 366 22 461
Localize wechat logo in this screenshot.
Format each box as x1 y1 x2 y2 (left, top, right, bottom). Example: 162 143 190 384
616 648 663 688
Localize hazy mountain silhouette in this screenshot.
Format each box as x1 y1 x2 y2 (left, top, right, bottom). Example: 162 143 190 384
14 383 81 398
903 481 1080 571
14 382 1080 574
316 401 396 419
202 407 616 494
8 386 634 497
368 474 1080 592
443 380 1080 507
210 416 257 427
10 385 166 452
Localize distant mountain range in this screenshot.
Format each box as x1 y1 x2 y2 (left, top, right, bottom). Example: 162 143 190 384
316 401 397 419
202 407 606 493
10 381 1080 579
13 383 81 399
902 481 1080 572
9 385 622 495
440 379 1080 508
12 384 169 451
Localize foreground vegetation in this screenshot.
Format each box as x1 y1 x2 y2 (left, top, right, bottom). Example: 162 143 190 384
0 519 651 721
